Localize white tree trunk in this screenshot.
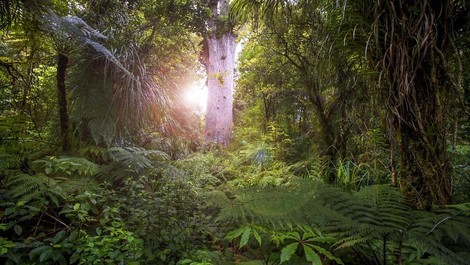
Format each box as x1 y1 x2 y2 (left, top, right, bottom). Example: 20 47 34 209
204 0 236 146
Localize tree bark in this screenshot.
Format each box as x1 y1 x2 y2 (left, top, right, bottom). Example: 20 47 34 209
367 0 453 208
57 53 70 153
203 0 237 146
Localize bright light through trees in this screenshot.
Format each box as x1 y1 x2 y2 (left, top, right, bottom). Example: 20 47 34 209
184 81 208 113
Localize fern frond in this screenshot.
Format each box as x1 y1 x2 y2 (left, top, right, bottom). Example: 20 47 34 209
5 173 46 199
4 173 66 208
97 146 171 182
107 147 169 170
218 179 470 264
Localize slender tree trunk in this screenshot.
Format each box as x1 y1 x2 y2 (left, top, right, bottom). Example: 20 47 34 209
203 0 237 146
57 53 70 153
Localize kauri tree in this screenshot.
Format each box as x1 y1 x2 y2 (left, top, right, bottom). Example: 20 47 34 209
201 0 237 146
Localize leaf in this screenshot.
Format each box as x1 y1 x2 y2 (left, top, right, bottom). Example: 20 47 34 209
280 242 299 264
252 228 262 245
303 245 321 265
70 252 80 263
13 225 22 236
39 248 52 262
177 259 193 264
30 245 50 258
309 244 343 264
310 236 337 243
69 230 78 241
240 227 252 248
225 227 246 241
54 230 66 243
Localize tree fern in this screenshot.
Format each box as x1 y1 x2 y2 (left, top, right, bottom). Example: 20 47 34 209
216 180 470 264
43 11 129 74
44 11 171 140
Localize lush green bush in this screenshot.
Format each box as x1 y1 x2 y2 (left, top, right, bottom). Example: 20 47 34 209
0 148 220 264
452 144 470 203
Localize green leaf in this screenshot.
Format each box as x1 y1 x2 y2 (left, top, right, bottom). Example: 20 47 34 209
310 236 337 243
13 225 22 236
252 228 262 246
303 245 321 265
30 245 50 257
309 244 343 264
225 227 246 241
240 227 252 248
177 259 193 264
39 248 52 262
280 243 298 264
54 230 66 243
70 252 80 263
69 230 78 241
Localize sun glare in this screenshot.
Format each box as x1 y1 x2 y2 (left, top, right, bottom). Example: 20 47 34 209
184 83 208 113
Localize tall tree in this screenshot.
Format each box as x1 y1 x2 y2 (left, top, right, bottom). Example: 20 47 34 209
56 52 70 153
356 0 457 208
201 0 237 146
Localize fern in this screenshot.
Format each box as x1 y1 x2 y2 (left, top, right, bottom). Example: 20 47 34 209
32 156 100 176
107 147 169 169
2 173 66 217
216 180 470 265
99 146 171 182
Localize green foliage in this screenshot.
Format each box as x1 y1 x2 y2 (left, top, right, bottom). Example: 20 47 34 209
177 250 223 265
0 224 16 256
2 1 470 265
105 174 216 264
225 224 342 265
71 221 143 265
335 158 390 191
452 144 470 203
32 156 100 176
3 173 66 211
0 115 45 155
217 180 470 264
0 147 219 264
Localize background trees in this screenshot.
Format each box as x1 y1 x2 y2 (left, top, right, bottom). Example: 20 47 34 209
232 0 470 208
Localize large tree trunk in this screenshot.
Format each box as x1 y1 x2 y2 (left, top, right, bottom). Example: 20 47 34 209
368 0 453 209
57 53 70 153
203 0 237 146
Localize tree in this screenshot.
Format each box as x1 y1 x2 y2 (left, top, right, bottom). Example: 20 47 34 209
201 0 237 146
232 0 374 183
232 0 470 207
353 0 460 208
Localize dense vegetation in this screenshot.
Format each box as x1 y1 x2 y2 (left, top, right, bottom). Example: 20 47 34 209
1 0 470 264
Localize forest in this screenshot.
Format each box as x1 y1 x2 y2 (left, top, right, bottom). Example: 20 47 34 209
1 0 470 264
